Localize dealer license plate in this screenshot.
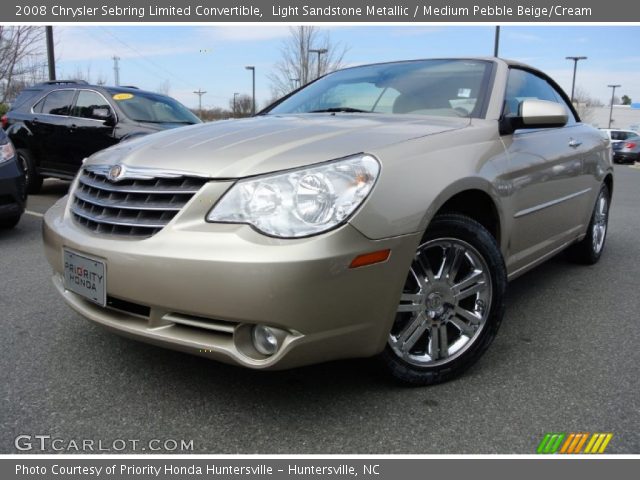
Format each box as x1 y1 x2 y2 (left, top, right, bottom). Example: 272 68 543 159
63 249 106 307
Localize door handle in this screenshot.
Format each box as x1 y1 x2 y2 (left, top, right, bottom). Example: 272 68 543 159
568 138 582 148
69 124 77 132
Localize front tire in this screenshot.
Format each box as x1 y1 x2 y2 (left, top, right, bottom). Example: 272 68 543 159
381 214 507 386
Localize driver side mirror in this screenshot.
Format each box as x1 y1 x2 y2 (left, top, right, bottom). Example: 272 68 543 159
92 107 115 125
500 99 568 135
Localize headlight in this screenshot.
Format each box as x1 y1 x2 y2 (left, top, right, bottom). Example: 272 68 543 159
0 140 16 165
207 154 380 238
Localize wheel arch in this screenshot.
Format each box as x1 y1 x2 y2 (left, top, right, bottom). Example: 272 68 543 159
7 124 33 152
603 173 614 197
425 179 504 250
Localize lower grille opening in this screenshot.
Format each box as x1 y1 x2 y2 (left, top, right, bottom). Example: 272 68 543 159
162 312 237 335
106 296 151 318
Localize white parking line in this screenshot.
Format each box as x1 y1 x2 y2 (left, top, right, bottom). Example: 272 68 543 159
25 210 44 218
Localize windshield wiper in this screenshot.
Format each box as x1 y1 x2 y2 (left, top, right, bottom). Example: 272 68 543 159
309 107 371 113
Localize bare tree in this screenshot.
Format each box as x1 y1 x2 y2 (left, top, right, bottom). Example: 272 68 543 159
228 94 253 117
572 86 603 124
94 72 108 86
267 26 348 98
156 79 171 96
57 65 109 86
67 65 92 82
1 59 47 103
0 26 46 103
262 95 281 111
194 107 233 122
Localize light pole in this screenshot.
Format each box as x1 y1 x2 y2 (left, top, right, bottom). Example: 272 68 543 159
233 92 239 117
608 84 621 128
566 56 587 103
309 48 328 79
245 66 255 115
45 26 56 80
112 56 121 86
493 26 500 57
193 89 206 117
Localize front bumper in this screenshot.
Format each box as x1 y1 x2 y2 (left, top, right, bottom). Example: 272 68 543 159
43 192 420 370
0 158 26 219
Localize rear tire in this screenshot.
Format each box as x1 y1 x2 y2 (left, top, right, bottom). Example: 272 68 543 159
17 148 43 194
381 214 507 386
567 183 610 265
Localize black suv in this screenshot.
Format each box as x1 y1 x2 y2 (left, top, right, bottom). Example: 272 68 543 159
3 80 200 193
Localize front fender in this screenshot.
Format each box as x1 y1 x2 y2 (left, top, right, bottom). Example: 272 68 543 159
349 123 507 241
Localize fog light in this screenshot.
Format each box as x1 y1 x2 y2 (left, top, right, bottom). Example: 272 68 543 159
252 325 279 356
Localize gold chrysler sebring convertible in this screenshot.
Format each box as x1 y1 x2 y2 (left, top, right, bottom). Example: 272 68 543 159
43 58 612 385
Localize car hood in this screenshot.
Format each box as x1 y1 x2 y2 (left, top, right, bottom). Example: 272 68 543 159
88 114 469 178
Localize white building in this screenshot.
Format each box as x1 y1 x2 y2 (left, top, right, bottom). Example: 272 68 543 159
583 105 640 132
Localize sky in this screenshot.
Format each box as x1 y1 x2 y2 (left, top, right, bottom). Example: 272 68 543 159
52 25 640 110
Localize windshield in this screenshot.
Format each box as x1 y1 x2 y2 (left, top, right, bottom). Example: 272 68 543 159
265 59 493 118
108 90 201 124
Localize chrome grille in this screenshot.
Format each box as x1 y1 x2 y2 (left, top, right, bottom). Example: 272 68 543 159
71 166 208 237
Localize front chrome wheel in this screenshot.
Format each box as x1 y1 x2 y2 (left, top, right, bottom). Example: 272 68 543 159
381 214 506 385
389 238 492 367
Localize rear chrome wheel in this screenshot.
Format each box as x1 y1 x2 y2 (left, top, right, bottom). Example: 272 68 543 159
592 192 608 255
568 183 610 265
382 214 506 386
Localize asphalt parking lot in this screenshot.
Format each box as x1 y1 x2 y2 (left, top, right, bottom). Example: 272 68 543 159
1 166 639 454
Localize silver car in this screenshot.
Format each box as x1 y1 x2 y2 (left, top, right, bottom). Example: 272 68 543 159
600 129 639 164
612 132 639 164
43 58 612 385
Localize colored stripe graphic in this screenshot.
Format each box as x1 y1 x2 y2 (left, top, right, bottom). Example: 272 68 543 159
560 433 589 454
560 433 575 453
537 433 565 454
538 433 613 454
584 433 613 454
